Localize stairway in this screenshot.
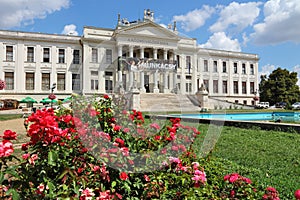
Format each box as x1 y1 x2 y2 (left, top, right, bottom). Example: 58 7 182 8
140 93 201 112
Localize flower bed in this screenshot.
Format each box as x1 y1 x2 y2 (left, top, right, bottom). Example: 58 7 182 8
0 94 298 199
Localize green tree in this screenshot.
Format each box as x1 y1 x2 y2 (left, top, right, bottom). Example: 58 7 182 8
259 67 300 106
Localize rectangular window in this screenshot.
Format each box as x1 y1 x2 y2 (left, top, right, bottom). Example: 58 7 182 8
105 80 113 92
92 48 98 63
203 79 209 92
73 50 80 64
213 61 218 72
4 72 14 90
106 49 112 64
223 61 227 73
250 82 255 94
233 81 238 94
250 64 254 75
242 81 247 94
222 80 228 94
176 55 180 68
72 74 80 90
242 63 246 74
234 62 238 73
42 73 50 91
25 72 34 90
27 47 34 62
58 49 65 63
243 100 247 105
91 71 99 90
57 73 65 90
6 46 13 61
213 80 218 93
204 60 208 72
185 83 192 93
186 56 191 74
43 48 50 62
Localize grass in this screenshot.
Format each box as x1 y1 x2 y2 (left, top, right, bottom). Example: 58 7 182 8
191 123 300 199
0 114 23 121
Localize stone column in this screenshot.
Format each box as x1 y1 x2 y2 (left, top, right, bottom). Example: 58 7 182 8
153 48 157 59
129 45 134 58
153 71 159 93
172 72 177 93
117 45 123 93
140 71 146 93
129 71 134 90
130 81 140 111
163 49 168 60
139 47 146 93
163 72 169 93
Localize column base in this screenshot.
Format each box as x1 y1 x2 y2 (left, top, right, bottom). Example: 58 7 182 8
153 88 159 93
163 88 170 93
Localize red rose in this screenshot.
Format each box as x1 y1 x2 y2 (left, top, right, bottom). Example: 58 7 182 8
119 172 129 180
103 94 109 99
295 189 300 200
2 130 17 140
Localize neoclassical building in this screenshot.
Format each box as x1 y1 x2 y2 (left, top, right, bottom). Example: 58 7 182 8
0 9 259 108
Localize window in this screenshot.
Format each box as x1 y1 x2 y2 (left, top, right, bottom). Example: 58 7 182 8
250 82 255 94
213 80 218 93
233 81 238 94
234 62 238 73
186 56 191 73
105 80 113 92
57 73 65 90
213 61 218 72
106 49 112 64
73 50 80 64
222 61 227 72
250 64 254 75
222 81 228 94
91 71 99 90
72 74 80 90
177 55 180 68
58 49 65 63
92 48 98 63
42 73 50 91
25 72 34 90
4 72 14 90
242 81 247 94
43 48 50 62
203 79 209 91
27 47 34 62
204 60 208 72
6 46 13 61
235 100 239 104
243 100 247 105
242 63 246 74
185 83 192 93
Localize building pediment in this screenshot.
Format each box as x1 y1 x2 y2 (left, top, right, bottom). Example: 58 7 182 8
114 21 180 41
114 21 180 49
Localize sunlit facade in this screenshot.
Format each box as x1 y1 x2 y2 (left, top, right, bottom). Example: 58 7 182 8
0 9 259 107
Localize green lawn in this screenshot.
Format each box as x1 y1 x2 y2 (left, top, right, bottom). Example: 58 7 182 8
192 123 300 199
0 114 23 121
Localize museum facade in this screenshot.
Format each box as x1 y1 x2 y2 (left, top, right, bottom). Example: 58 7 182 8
0 9 259 106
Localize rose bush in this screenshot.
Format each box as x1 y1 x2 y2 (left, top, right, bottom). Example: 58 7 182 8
1 94 299 199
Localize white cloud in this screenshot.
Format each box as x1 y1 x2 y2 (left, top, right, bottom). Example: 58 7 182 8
292 65 300 85
252 0 300 45
61 24 78 36
172 5 215 32
0 0 70 29
209 2 262 33
199 32 241 52
259 64 276 77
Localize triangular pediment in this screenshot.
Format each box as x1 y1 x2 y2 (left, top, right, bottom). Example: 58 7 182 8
114 21 180 40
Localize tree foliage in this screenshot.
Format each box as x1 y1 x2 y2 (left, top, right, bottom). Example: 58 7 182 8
259 67 300 105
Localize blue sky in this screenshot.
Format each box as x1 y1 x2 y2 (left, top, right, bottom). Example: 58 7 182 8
1 0 300 84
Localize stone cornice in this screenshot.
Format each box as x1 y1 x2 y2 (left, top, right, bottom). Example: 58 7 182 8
0 30 81 44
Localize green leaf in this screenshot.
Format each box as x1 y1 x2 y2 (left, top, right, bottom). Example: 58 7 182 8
48 150 58 166
6 188 20 200
111 181 117 189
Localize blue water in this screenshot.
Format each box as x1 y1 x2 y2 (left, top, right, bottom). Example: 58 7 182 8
171 112 300 122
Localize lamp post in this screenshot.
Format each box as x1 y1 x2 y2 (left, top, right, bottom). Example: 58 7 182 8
49 83 56 108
